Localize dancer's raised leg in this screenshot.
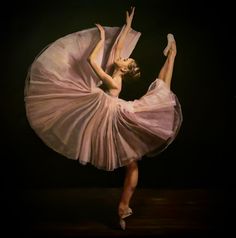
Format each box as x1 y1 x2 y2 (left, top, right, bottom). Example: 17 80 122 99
158 34 177 89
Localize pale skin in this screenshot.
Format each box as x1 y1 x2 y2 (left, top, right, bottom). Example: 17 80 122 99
88 7 177 226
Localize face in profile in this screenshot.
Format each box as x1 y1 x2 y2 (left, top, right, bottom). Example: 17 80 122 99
114 57 140 79
115 57 135 68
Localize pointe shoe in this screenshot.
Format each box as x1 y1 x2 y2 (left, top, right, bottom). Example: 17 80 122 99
119 207 133 230
163 33 175 56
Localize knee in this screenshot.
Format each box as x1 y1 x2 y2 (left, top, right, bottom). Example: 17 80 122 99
129 185 136 192
127 161 138 170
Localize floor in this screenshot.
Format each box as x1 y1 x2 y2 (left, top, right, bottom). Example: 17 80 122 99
3 188 229 237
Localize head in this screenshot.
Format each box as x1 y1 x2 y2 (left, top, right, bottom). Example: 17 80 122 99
114 57 140 79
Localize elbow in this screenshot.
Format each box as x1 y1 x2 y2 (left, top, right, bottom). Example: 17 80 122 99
88 56 92 63
116 45 122 51
88 58 98 71
88 57 94 66
115 46 122 55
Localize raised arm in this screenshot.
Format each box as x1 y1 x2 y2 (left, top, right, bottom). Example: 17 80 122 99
88 24 118 89
114 7 135 61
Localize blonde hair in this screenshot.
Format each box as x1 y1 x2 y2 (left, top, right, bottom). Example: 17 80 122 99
126 60 141 79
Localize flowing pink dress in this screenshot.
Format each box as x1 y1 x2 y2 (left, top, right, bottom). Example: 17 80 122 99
24 26 182 171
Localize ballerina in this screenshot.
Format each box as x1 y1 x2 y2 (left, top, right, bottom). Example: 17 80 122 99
88 7 178 230
24 7 182 230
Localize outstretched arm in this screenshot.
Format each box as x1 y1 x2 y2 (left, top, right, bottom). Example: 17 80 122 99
88 24 118 89
114 7 135 61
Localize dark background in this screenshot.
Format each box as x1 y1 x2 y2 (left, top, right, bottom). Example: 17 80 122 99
2 0 235 190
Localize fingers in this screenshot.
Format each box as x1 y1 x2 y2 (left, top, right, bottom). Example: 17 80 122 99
126 6 135 18
95 24 105 40
95 24 104 32
131 6 135 14
126 6 135 27
129 6 135 16
95 23 102 28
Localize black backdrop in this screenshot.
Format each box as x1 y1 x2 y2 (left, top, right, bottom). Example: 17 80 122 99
2 0 235 190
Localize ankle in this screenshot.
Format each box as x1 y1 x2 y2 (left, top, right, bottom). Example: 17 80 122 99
118 203 129 215
168 50 176 59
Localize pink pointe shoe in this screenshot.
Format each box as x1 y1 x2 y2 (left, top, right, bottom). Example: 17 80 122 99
163 33 175 56
119 207 133 230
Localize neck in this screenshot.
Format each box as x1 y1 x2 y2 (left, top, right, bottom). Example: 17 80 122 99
112 68 123 79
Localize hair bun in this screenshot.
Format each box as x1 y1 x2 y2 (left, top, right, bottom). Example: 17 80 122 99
127 60 141 79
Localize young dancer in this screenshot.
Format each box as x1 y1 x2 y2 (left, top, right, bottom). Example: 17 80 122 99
25 7 182 230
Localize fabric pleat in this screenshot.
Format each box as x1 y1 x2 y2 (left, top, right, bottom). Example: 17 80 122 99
24 25 182 171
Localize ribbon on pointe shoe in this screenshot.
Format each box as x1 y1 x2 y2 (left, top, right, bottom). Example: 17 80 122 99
120 207 133 219
119 207 133 230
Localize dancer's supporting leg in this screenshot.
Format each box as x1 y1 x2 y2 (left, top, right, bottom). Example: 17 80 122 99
118 161 138 229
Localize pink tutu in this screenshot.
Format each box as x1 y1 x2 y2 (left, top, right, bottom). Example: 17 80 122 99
24 26 182 171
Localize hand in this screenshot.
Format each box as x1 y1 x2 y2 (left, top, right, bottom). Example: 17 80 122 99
126 6 135 27
95 24 105 40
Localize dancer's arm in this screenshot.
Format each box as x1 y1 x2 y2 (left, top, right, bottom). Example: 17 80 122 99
88 24 118 89
114 7 135 61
